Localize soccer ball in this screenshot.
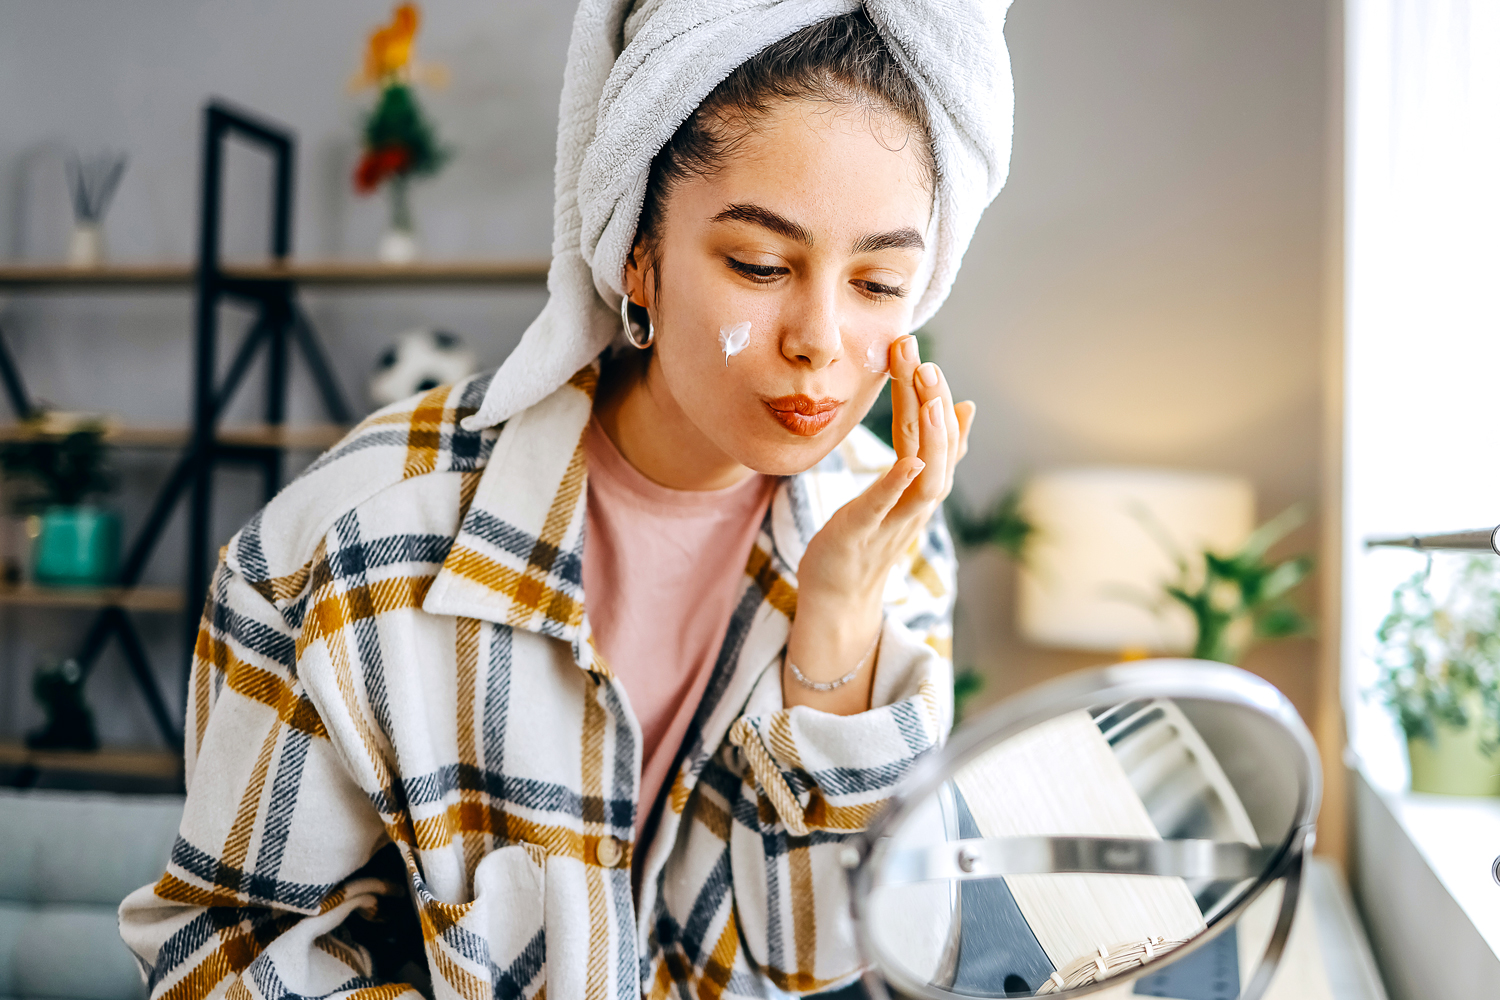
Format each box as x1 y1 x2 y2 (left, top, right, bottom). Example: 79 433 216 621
368 328 478 407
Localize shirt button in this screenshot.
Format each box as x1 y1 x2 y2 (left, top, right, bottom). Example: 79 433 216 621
596 835 623 868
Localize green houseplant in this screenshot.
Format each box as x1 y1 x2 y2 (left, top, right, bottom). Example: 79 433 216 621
1144 505 1313 665
0 417 119 586
1374 556 1500 796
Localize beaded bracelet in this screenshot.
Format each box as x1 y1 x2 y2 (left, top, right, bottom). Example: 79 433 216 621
786 624 882 692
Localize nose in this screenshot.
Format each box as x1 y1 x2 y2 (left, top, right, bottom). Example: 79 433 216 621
779 280 843 371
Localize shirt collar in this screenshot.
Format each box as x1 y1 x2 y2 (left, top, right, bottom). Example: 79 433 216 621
424 361 880 670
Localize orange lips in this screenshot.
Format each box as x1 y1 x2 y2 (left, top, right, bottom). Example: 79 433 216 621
765 395 842 436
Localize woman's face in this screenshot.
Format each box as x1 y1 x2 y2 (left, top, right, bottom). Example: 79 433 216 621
625 98 933 477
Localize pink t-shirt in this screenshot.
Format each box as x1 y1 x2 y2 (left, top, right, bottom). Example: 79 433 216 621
582 416 775 842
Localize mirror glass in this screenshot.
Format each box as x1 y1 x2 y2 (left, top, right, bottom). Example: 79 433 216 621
862 697 1308 999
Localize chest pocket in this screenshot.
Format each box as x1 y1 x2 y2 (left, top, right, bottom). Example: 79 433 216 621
411 843 548 1000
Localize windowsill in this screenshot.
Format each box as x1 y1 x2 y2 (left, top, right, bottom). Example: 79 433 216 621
1350 757 1500 995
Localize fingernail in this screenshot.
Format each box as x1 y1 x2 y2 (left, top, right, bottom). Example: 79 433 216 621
925 399 942 426
902 336 919 363
918 363 939 387
907 459 925 478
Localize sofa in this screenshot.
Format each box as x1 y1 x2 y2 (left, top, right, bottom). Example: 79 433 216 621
0 789 183 1000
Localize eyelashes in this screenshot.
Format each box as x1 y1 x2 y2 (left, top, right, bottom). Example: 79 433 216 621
724 256 908 301
725 257 786 282
856 279 908 301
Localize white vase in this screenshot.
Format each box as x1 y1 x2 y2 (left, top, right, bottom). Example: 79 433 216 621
378 228 419 264
67 223 103 268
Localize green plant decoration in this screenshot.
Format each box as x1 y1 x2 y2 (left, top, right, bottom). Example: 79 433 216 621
948 486 1034 562
952 666 984 723
352 4 450 233
1133 504 1313 665
0 419 113 512
1374 556 1500 753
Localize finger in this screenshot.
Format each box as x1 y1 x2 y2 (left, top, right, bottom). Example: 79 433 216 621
939 369 962 496
954 400 976 462
891 396 949 523
916 362 961 497
889 335 922 459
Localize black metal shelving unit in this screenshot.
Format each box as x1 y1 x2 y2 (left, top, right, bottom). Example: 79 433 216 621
0 100 548 756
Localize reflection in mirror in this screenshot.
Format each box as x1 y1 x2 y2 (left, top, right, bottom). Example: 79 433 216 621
866 697 1305 999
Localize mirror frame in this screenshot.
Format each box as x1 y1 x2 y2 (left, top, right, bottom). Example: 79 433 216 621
845 660 1322 1000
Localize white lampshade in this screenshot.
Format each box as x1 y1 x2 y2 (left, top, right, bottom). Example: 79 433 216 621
1017 467 1255 653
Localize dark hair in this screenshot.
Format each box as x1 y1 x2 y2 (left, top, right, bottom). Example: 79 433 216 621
633 9 934 266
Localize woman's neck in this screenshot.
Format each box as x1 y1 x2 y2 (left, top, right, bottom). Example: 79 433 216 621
593 352 758 491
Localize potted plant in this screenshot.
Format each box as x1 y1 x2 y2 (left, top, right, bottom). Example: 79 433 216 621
1146 505 1313 666
1374 556 1500 796
0 415 118 587
352 3 450 263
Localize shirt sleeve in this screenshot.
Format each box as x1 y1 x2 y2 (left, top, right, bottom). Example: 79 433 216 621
728 510 957 837
118 558 427 1000
722 514 957 993
727 611 952 838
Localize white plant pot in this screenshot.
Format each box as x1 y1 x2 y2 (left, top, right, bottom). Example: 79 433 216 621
378 228 420 265
67 223 103 269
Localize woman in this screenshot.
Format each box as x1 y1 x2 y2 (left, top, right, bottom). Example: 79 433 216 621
121 3 1014 1000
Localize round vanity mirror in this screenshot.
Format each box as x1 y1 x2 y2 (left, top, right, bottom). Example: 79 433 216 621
847 661 1320 1000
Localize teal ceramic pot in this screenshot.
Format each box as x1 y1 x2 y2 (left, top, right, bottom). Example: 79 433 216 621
33 505 120 586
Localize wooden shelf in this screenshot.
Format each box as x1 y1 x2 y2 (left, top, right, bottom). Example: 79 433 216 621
0 264 194 288
0 259 550 289
0 422 349 450
218 424 349 449
0 584 185 612
0 741 181 779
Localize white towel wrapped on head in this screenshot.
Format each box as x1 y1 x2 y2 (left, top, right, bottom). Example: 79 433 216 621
464 0 1016 431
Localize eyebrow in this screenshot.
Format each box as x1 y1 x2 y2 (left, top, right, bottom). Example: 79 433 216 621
710 202 925 256
851 227 925 254
711 203 814 246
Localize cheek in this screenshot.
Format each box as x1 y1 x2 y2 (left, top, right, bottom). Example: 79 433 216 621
846 322 903 376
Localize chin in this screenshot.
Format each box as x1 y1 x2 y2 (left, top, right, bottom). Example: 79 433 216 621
730 416 864 477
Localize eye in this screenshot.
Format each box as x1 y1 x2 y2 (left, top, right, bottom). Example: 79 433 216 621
725 256 789 283
853 279 908 302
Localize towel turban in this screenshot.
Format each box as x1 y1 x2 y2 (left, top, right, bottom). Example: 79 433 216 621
464 0 1015 430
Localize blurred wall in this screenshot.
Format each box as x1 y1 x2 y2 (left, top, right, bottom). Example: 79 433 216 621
0 0 1330 746
943 0 1332 720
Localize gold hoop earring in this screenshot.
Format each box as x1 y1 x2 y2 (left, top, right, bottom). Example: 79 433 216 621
620 294 654 349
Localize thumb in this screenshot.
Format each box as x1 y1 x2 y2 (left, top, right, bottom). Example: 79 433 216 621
844 457 925 531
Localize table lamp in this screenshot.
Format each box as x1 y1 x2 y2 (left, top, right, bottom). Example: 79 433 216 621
1017 467 1254 655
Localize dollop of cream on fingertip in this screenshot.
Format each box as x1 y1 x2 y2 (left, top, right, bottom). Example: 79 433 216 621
719 321 751 366
864 341 892 374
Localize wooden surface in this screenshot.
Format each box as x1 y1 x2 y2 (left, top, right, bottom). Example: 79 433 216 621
0 259 550 288
0 583 184 611
0 741 181 778
0 422 349 450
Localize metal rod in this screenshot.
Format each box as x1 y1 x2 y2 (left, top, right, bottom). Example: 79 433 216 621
0 320 34 418
1364 527 1500 555
263 304 288 498
111 607 181 749
291 306 353 423
212 317 271 416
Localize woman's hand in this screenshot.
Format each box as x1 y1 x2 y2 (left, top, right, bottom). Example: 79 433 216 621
783 335 976 714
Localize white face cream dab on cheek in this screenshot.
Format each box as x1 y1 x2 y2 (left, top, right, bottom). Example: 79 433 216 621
864 341 893 375
719 321 751 366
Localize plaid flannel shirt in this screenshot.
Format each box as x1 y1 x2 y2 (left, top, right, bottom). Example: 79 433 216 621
120 363 956 1000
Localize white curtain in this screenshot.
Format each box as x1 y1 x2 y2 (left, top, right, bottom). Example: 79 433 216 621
1344 0 1500 784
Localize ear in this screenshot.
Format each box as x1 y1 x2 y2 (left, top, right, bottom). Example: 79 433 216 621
623 238 652 308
